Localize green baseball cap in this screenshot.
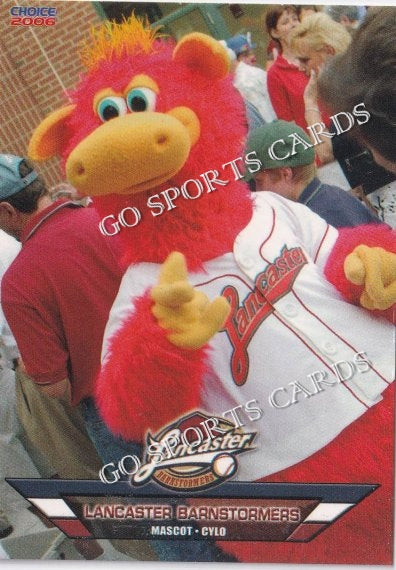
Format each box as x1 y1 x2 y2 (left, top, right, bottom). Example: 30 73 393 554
245 120 315 181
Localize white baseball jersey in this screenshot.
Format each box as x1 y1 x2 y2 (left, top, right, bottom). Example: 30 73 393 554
102 193 394 481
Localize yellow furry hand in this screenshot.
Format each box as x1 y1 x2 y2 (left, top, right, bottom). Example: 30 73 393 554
344 245 396 310
151 252 230 349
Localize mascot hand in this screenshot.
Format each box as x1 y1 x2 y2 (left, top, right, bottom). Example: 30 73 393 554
151 251 230 349
344 245 396 310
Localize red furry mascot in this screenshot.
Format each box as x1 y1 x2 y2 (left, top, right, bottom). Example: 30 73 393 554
29 17 395 564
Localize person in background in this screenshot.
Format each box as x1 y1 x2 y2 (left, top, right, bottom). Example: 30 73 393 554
0 155 106 480
225 34 276 124
289 12 351 166
318 7 396 227
0 229 20 541
265 5 310 129
0 154 155 560
325 5 366 33
290 12 351 75
319 7 396 175
245 120 382 228
0 228 52 543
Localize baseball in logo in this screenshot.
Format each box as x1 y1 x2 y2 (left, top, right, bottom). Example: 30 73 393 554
131 412 256 491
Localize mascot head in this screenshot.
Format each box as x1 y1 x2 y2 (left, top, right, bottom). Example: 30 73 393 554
28 16 252 267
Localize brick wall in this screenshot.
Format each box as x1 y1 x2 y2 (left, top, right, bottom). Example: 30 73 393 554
0 1 101 187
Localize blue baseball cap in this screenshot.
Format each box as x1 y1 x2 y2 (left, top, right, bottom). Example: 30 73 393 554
226 34 256 57
0 154 38 200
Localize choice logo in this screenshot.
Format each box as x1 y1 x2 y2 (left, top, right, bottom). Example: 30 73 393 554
10 6 57 26
131 412 256 491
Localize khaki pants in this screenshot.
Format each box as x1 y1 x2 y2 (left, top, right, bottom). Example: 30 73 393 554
15 371 156 560
16 370 102 479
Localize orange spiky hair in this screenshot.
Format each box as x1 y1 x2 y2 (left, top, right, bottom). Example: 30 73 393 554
79 14 162 70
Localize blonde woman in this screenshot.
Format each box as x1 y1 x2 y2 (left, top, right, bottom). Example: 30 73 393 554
289 13 351 165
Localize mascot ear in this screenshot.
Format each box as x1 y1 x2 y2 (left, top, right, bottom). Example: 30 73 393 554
173 33 230 80
28 104 75 161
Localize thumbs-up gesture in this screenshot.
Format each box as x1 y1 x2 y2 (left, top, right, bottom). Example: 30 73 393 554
151 252 230 349
344 245 396 310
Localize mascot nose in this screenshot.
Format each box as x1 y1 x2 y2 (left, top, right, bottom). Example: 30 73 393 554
66 112 192 196
155 133 168 146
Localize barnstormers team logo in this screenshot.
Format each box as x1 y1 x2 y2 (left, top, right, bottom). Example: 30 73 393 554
222 246 308 385
131 412 256 491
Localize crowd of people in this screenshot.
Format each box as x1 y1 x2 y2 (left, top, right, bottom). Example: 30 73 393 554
227 4 396 227
0 4 396 562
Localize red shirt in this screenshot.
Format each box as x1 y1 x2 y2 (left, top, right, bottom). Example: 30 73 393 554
267 54 310 129
2 200 123 405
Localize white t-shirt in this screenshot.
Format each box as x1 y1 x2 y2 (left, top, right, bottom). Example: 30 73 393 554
0 230 20 364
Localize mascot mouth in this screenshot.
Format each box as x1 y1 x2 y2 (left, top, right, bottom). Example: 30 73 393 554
121 171 178 195
66 110 199 197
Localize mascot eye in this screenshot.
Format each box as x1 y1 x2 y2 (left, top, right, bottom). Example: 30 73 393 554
126 87 156 113
97 97 127 122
